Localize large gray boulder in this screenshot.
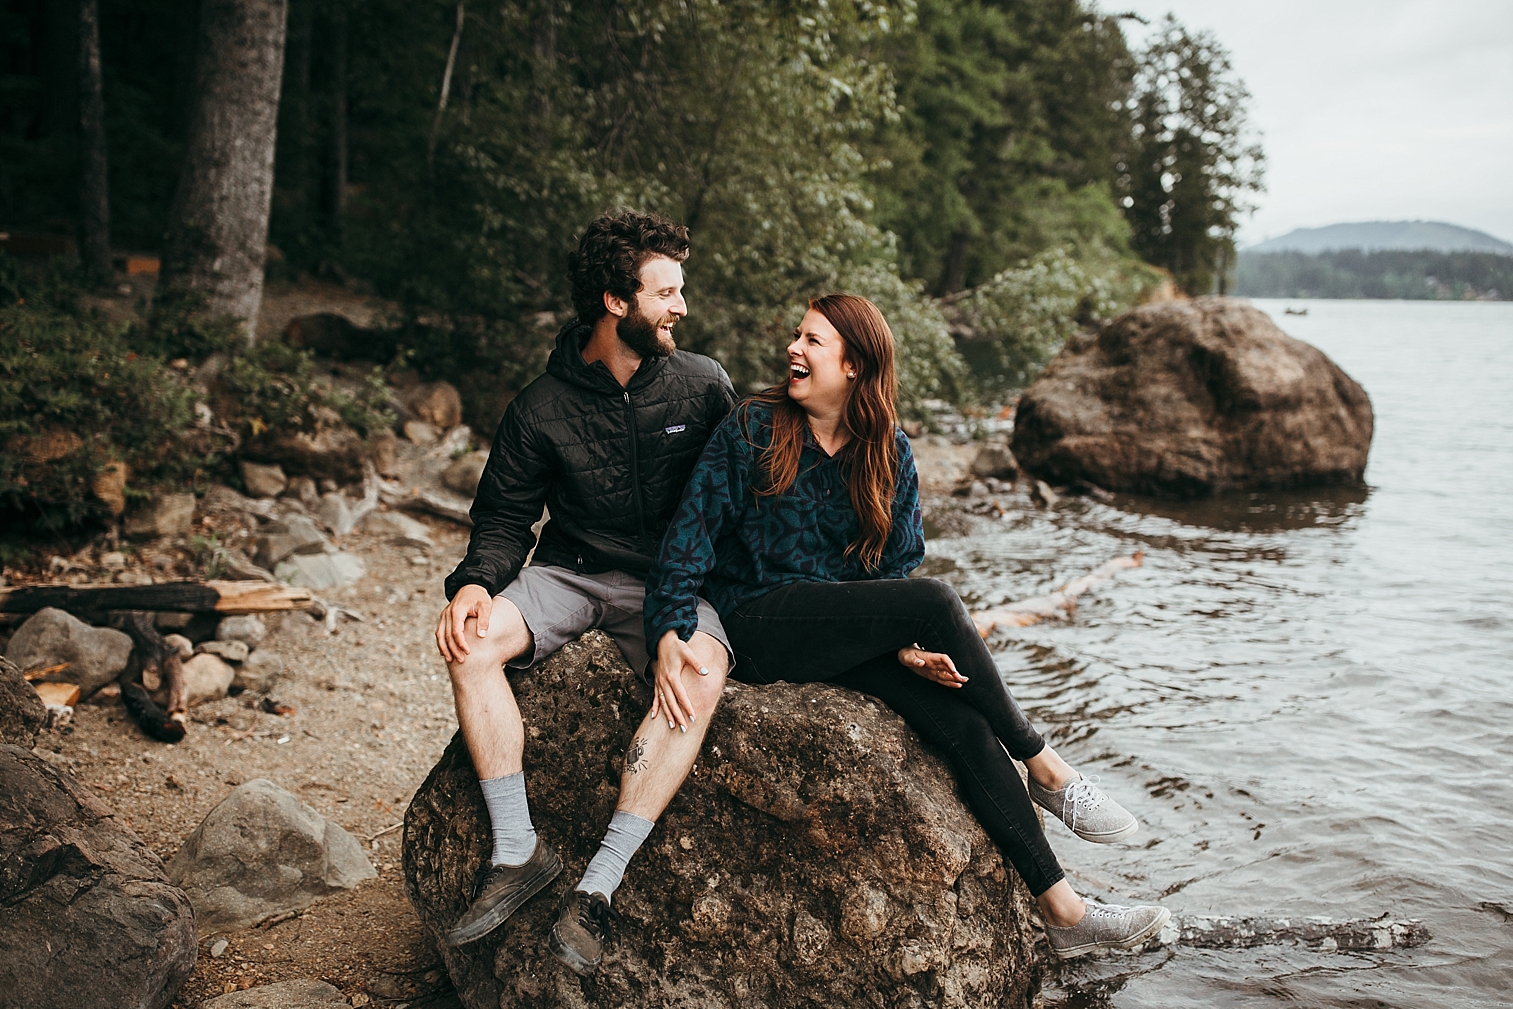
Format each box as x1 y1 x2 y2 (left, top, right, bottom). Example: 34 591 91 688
5 607 134 698
167 779 376 931
124 491 197 540
1011 297 1374 497
0 743 197 1009
403 632 1040 1009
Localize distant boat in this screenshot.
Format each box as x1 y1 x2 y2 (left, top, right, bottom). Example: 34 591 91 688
1284 307 1308 316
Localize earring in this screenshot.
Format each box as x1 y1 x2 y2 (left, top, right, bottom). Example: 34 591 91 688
847 371 856 379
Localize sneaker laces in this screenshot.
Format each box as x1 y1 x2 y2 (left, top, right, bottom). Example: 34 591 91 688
1061 775 1107 832
1082 900 1130 920
576 894 621 940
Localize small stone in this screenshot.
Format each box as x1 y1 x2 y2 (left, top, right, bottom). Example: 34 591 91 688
276 552 367 590
403 420 439 445
1030 480 1061 508
970 443 1018 480
410 555 428 566
238 460 288 499
210 938 229 958
198 639 250 663
233 651 285 694
181 653 235 706
358 510 432 549
216 615 269 649
285 475 320 508
167 779 375 931
123 492 197 540
316 492 355 537
163 634 195 660
5 608 133 698
403 380 463 429
252 515 329 568
100 551 127 570
441 450 489 497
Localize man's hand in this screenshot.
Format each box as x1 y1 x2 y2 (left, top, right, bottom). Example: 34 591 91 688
436 584 494 664
651 629 709 732
898 644 968 688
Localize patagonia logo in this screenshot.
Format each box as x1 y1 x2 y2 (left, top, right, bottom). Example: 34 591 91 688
664 424 687 434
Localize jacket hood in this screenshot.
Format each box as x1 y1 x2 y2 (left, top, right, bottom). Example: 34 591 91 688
545 318 670 394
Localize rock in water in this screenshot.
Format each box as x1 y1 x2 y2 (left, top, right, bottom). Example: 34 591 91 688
1011 297 1374 497
168 780 375 931
0 743 197 1009
5 607 134 698
403 632 1039 1009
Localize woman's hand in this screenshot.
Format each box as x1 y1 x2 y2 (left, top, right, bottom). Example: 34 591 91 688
898 644 968 688
652 630 708 732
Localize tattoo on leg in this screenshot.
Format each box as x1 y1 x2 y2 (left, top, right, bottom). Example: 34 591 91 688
625 735 649 775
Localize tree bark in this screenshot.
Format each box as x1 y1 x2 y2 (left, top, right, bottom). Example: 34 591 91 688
324 0 348 241
426 2 465 174
77 0 111 281
158 0 288 340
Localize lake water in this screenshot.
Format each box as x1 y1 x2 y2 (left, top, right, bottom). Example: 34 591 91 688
922 299 1513 1007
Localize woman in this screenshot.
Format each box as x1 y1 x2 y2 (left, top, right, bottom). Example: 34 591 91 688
644 293 1170 958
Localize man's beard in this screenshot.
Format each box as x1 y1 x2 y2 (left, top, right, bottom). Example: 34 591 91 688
617 304 676 359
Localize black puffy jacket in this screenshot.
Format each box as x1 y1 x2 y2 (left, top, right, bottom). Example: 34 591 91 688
444 320 736 599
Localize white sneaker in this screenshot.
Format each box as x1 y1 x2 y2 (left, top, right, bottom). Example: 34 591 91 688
1045 900 1171 958
1029 772 1139 843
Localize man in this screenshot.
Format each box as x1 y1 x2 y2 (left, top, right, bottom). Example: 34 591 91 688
434 210 735 975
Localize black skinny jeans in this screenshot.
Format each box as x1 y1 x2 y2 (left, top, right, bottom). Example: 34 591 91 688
723 577 1065 896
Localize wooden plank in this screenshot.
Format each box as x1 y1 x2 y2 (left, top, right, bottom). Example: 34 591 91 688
33 682 81 707
206 580 312 613
0 580 311 615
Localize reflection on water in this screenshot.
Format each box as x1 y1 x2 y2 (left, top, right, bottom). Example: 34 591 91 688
1117 482 1371 534
923 300 1513 1007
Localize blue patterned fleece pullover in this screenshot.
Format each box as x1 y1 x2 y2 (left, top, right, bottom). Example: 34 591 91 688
644 399 925 646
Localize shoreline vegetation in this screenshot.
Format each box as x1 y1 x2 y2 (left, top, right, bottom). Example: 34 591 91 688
1237 248 1511 301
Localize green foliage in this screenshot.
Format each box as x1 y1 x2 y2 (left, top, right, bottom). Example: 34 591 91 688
1237 250 1513 300
864 0 1138 293
0 279 201 529
1119 16 1265 294
946 247 1160 397
217 340 393 440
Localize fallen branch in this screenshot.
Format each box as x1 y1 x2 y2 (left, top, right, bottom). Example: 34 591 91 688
1159 913 1430 952
367 822 404 842
0 579 311 617
22 661 70 682
971 552 1144 637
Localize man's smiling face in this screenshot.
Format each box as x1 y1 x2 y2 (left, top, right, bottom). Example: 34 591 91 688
616 255 687 359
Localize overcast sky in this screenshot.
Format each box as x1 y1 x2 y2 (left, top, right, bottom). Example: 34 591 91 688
1111 1 1513 246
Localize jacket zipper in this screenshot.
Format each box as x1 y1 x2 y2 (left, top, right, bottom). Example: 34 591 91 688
624 389 652 554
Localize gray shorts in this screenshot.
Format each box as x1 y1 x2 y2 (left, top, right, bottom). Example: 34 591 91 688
499 564 730 679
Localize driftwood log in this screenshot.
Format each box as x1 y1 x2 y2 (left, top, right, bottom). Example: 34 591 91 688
971 553 1144 636
114 612 188 743
1161 913 1429 952
0 580 311 619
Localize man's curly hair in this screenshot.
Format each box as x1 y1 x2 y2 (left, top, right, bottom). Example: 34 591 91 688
567 210 691 325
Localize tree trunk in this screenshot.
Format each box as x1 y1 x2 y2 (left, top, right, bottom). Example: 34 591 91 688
77 0 111 281
158 0 288 340
324 0 348 242
426 2 465 174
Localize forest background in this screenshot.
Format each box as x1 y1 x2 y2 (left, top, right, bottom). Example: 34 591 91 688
1 0 1262 537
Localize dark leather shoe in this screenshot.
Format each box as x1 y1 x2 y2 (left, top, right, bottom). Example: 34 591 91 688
548 889 620 976
443 838 562 947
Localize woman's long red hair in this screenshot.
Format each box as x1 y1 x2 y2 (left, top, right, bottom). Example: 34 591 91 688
743 293 900 570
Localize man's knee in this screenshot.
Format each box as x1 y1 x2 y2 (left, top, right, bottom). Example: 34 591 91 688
448 605 532 678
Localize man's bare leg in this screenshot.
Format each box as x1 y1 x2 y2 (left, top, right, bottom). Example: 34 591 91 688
570 631 729 901
446 598 534 779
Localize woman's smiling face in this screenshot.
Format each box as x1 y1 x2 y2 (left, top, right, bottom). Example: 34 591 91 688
786 309 853 414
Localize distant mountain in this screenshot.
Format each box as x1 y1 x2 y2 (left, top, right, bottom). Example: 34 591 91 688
1244 221 1513 256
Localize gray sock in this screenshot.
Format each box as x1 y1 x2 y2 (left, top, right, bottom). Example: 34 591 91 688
576 810 655 903
479 772 537 866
